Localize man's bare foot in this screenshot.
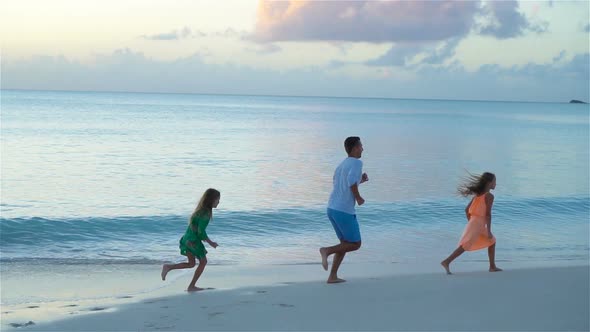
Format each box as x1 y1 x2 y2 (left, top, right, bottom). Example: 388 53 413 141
327 277 346 284
319 248 328 271
187 286 205 292
489 267 503 272
441 261 452 275
161 264 170 281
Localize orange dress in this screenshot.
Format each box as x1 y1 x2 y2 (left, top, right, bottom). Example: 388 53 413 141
458 194 496 251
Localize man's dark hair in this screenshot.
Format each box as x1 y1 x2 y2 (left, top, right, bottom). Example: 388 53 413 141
344 136 361 154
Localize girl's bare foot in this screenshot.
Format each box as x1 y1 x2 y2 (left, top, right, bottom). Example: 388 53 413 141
327 277 346 284
319 248 328 271
489 267 503 272
187 286 204 292
161 265 170 281
441 261 452 275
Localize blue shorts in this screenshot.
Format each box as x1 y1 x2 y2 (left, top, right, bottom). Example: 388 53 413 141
327 208 361 243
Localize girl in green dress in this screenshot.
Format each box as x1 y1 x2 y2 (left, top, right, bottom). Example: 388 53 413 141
161 188 220 292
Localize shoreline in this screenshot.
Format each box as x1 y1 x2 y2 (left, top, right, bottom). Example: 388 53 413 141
4 263 588 331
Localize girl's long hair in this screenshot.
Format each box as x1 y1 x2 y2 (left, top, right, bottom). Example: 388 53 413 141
457 171 495 197
190 188 220 224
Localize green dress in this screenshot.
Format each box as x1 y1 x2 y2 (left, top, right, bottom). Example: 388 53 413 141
179 212 210 259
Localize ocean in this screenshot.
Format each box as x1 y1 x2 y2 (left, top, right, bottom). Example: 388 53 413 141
1 89 588 305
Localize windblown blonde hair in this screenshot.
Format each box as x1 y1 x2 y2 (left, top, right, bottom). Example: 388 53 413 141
189 188 220 224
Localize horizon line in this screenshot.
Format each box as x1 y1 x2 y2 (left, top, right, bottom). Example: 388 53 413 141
1 88 584 105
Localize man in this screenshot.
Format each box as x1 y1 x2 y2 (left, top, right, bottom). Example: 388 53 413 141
320 136 368 283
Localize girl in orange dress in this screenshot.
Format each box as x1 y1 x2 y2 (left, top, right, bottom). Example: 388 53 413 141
441 172 502 274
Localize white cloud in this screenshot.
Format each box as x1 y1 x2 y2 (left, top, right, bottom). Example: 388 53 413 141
478 0 546 39
2 49 587 103
141 27 193 40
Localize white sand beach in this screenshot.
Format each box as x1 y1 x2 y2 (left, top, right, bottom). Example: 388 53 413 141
11 264 588 331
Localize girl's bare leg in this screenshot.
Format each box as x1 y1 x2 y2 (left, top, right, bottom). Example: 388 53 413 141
488 244 503 272
187 256 208 291
441 246 465 275
161 253 196 280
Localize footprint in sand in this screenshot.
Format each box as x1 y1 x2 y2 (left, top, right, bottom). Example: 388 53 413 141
88 307 107 311
63 304 78 308
256 290 267 294
27 306 40 309
118 295 133 299
274 303 295 308
200 306 208 309
208 312 224 319
9 321 35 328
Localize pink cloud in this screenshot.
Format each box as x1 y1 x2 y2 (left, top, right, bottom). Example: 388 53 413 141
254 0 541 43
254 0 480 42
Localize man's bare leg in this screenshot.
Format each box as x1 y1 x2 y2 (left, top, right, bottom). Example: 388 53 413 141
321 241 361 257
320 240 361 283
319 242 358 271
319 248 329 271
328 252 346 283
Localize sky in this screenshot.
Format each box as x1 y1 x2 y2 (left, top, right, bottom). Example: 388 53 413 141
1 0 589 102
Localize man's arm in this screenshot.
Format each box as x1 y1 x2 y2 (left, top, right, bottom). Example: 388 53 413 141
351 183 365 206
360 173 369 184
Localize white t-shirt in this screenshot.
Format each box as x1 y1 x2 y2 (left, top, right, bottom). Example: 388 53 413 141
327 157 363 214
